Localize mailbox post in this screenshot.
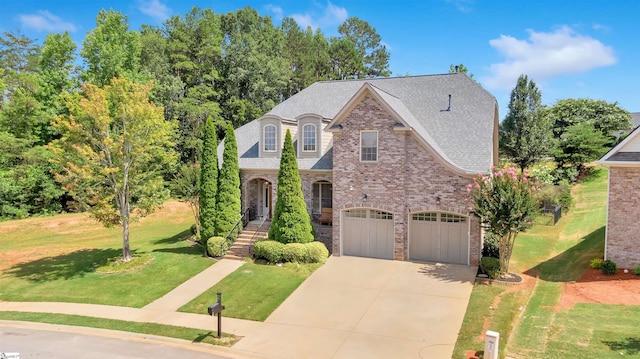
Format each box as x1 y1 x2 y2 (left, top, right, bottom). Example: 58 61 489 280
207 292 225 338
484 330 500 359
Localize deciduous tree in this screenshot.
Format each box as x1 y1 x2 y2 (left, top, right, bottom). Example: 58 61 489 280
500 75 553 171
468 166 538 273
50 76 177 261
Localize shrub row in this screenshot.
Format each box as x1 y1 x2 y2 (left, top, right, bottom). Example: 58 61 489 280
253 240 329 264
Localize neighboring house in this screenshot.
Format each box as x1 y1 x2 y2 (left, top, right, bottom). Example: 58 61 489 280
228 73 499 266
598 126 640 269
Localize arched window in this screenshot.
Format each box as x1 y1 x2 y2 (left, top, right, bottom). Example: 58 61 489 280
303 123 316 152
264 125 276 152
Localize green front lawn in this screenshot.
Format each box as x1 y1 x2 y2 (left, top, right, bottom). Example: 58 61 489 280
179 260 322 321
0 311 238 346
453 168 639 358
0 201 213 307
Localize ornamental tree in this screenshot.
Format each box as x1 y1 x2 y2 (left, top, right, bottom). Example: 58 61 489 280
199 117 218 243
467 166 539 273
50 76 177 261
215 123 241 241
269 130 314 244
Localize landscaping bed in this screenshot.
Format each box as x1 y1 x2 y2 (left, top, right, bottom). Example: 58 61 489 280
559 268 640 309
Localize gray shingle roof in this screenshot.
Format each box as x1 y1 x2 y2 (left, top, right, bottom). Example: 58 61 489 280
231 73 496 173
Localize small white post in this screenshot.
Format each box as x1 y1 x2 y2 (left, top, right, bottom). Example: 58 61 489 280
484 330 500 359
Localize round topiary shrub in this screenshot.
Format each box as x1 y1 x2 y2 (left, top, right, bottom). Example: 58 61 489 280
600 259 617 275
304 242 329 263
253 240 286 263
207 236 228 257
480 257 501 279
283 243 306 263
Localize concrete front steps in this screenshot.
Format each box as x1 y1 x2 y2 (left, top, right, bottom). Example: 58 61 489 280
224 220 270 260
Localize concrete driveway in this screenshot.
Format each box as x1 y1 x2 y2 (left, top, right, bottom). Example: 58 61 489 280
233 256 477 359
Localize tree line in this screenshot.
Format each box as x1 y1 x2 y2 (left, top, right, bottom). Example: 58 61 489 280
0 6 390 221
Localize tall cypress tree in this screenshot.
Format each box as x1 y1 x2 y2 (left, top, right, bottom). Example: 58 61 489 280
215 123 241 240
199 117 218 243
269 130 314 244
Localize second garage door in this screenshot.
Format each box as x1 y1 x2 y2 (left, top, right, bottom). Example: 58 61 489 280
409 212 469 265
342 208 394 259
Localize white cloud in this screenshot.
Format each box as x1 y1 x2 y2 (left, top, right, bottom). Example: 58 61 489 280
482 26 617 90
447 0 474 12
138 0 171 22
19 10 77 33
290 1 348 31
266 4 284 20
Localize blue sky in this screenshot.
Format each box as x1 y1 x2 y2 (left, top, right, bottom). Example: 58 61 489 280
1 0 639 116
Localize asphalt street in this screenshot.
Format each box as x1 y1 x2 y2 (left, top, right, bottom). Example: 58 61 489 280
1 325 229 359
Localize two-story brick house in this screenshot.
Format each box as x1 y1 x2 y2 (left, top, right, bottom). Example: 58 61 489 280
229 73 499 266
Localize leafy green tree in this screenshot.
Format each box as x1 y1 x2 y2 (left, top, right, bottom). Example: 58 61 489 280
500 75 554 171
172 163 200 238
269 130 314 244
546 98 631 171
468 166 538 273
215 123 241 240
328 37 364 80
554 122 610 171
199 116 218 243
338 17 390 78
50 77 177 261
449 63 474 78
81 9 141 87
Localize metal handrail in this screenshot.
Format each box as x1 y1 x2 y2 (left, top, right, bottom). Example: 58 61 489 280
224 208 251 243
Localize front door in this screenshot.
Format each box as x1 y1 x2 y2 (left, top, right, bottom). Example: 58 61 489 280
263 183 272 219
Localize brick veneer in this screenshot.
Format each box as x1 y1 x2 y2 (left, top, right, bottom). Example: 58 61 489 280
606 166 640 268
331 94 482 265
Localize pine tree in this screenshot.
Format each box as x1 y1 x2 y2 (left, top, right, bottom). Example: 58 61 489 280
199 117 218 243
215 123 241 240
269 130 314 244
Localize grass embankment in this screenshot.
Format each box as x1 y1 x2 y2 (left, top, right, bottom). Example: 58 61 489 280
453 168 633 358
0 201 213 307
180 260 322 321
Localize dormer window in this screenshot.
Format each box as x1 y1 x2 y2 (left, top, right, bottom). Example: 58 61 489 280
264 125 276 152
303 124 316 152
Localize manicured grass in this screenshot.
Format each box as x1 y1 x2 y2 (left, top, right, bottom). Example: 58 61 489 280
0 311 238 346
179 260 322 321
453 167 612 358
0 201 214 307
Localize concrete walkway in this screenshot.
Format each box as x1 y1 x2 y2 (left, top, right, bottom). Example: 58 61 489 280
0 256 477 359
143 259 244 311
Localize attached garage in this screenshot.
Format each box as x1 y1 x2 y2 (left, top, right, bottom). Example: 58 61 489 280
342 208 394 259
409 212 469 265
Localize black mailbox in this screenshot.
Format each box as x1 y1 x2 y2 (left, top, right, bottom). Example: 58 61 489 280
208 302 225 316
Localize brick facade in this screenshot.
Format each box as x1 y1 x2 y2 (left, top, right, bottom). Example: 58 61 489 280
331 94 481 265
606 166 640 268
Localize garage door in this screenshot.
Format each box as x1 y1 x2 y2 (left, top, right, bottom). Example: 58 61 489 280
409 212 469 264
342 208 394 259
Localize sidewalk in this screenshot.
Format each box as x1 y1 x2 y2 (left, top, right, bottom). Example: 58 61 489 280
0 259 265 356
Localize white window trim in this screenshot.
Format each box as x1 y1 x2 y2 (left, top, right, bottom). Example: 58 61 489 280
360 130 378 162
302 123 317 152
263 124 277 152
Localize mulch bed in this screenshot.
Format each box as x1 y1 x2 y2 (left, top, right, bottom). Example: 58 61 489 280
558 268 640 309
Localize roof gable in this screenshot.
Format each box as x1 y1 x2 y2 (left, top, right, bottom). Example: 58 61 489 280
599 126 640 166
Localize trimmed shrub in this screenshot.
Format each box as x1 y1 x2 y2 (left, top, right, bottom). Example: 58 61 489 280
482 233 500 259
253 240 286 263
600 259 617 275
633 267 640 276
304 242 329 263
283 243 306 263
480 257 501 279
590 257 603 269
207 236 228 257
215 123 241 241
200 117 218 244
